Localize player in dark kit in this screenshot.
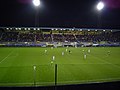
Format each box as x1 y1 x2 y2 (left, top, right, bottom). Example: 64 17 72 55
69 50 71 54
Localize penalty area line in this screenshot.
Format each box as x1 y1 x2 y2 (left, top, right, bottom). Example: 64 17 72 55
0 50 14 64
90 54 120 69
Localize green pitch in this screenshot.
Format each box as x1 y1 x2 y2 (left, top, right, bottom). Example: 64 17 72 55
0 47 120 86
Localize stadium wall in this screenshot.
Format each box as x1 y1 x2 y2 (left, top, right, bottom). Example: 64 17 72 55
0 42 119 47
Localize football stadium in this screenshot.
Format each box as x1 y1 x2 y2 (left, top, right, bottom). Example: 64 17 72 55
0 0 120 89
0 27 120 87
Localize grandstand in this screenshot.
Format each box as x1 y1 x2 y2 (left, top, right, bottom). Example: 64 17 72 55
0 27 120 47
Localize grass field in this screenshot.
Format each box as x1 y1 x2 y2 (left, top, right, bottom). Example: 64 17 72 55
0 47 120 86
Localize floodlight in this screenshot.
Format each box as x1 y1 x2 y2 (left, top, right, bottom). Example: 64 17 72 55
33 0 40 7
97 1 104 11
80 29 82 31
88 29 90 31
19 28 21 30
28 28 30 30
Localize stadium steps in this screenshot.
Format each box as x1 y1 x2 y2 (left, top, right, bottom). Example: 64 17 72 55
74 34 79 42
0 33 3 40
51 34 54 42
17 32 20 42
62 34 65 42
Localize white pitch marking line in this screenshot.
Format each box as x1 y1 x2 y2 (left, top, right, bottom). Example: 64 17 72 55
59 78 120 83
0 50 14 64
90 54 120 69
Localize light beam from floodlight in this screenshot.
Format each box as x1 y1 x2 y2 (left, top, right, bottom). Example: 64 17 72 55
97 1 104 11
33 0 40 7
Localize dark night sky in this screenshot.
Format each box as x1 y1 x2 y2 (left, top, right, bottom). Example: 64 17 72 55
0 0 120 29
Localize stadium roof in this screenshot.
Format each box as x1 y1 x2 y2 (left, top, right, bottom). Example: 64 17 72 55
0 27 120 31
